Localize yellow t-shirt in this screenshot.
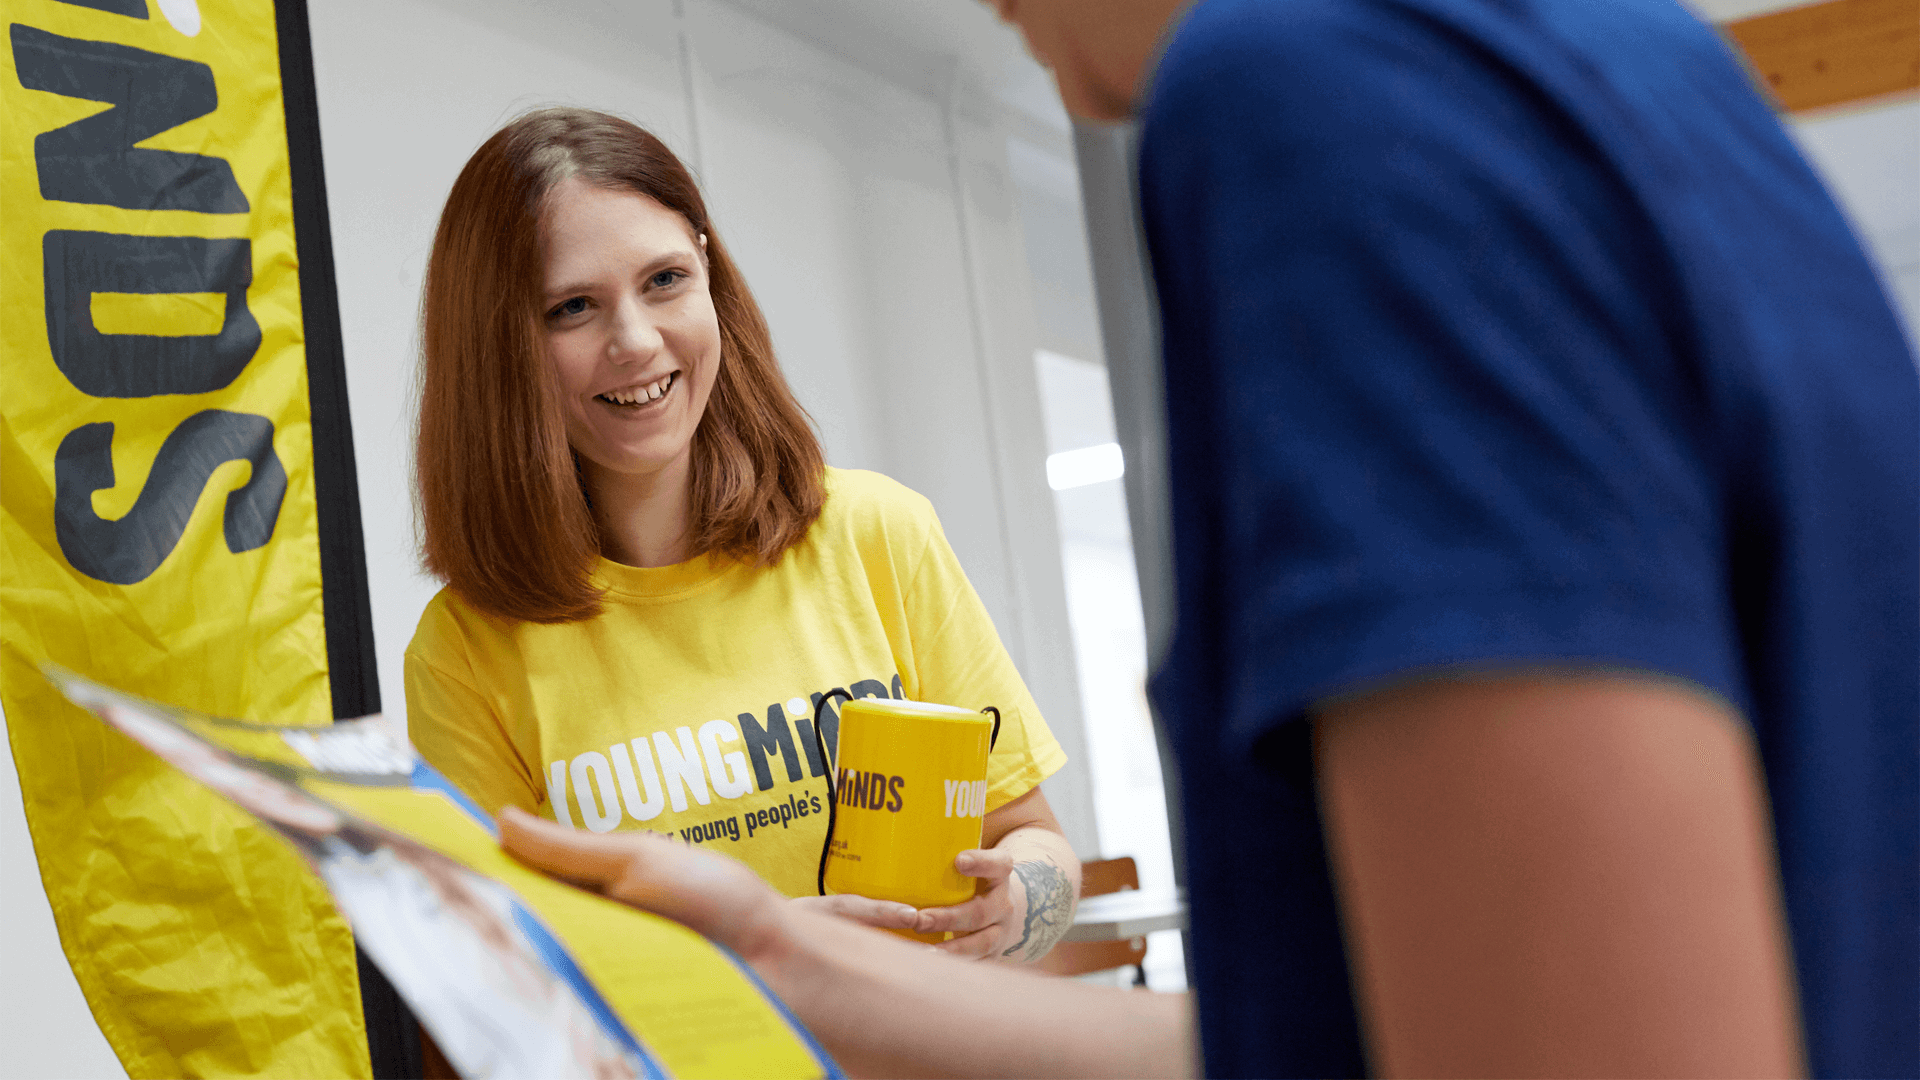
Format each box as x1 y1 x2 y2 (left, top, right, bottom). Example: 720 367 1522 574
404 468 1067 898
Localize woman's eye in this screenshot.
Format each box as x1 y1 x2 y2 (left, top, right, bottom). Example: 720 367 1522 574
549 296 589 319
650 269 685 289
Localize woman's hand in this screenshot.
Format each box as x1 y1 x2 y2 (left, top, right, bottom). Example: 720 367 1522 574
500 808 923 939
914 846 1066 960
497 807 790 961
915 788 1082 961
790 893 921 932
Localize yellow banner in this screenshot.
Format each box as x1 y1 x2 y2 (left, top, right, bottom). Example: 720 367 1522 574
1 0 369 1074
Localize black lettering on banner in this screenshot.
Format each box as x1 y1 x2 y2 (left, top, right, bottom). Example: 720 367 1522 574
739 705 802 791
891 674 904 699
49 0 149 16
56 411 287 584
44 231 261 398
11 25 249 213
887 775 904 813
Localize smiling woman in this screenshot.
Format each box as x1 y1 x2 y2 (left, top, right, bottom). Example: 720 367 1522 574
416 110 820 621
405 108 1081 964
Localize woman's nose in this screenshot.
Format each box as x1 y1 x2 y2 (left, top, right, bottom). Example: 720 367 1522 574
606 297 663 362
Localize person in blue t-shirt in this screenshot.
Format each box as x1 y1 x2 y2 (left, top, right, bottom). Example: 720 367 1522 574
492 0 1918 1077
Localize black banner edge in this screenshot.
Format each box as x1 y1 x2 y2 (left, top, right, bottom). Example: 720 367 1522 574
272 0 381 723
273 4 415 1075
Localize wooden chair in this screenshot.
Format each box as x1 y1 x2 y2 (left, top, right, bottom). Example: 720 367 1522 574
422 1023 455 1079
1037 856 1147 986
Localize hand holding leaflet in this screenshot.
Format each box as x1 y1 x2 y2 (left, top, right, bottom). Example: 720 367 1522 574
44 664 840 1080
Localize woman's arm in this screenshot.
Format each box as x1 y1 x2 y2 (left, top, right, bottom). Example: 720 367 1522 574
915 786 1082 961
499 808 1194 1079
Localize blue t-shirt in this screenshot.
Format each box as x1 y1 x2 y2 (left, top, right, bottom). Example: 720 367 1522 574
1138 1 1919 1077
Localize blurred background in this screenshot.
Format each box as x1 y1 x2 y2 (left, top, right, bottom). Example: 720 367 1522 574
4 0 1912 1074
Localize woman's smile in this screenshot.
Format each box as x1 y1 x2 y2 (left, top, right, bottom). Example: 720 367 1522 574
595 371 678 411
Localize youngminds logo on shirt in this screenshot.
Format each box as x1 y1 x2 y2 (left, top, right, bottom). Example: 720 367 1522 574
545 676 902 843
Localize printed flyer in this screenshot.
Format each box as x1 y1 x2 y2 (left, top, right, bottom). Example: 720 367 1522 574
45 664 840 1080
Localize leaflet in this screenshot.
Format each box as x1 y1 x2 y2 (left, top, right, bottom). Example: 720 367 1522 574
43 664 839 1080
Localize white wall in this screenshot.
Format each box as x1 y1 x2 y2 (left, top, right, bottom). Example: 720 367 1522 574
1791 100 1920 343
1678 3 1920 338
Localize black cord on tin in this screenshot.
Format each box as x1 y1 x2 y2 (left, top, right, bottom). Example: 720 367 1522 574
813 688 853 896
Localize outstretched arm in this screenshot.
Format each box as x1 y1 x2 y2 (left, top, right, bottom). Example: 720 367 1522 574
498 807 1193 1079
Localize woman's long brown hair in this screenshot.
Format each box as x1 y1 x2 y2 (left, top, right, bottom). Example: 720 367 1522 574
417 108 825 623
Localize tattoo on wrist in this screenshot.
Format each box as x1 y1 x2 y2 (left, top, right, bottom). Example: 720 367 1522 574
1002 858 1075 961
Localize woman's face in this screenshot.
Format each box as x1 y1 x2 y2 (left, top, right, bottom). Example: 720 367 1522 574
540 178 721 492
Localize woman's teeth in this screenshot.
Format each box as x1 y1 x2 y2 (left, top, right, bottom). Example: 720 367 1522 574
597 373 675 407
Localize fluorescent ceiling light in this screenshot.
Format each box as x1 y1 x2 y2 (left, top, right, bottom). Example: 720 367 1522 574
1047 442 1125 490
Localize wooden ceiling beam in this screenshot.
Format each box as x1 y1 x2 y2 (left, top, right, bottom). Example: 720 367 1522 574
1723 0 1920 112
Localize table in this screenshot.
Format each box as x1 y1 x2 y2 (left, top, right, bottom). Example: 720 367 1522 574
1062 887 1186 943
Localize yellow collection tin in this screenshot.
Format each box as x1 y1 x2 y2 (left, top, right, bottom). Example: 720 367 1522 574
823 698 994 929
